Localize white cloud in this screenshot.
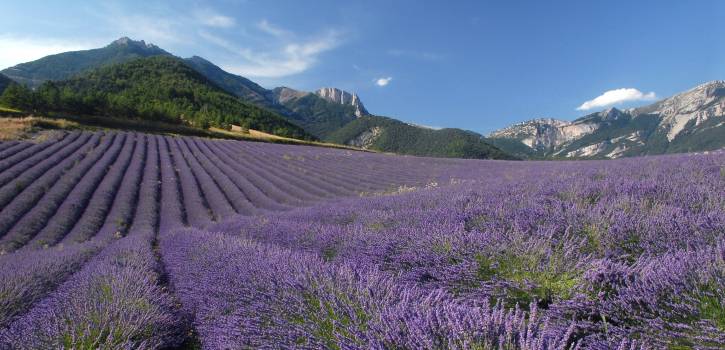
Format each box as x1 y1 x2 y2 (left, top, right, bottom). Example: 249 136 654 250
376 77 392 87
113 14 182 45
257 19 290 38
198 13 236 28
577 88 657 111
203 23 342 78
0 35 98 69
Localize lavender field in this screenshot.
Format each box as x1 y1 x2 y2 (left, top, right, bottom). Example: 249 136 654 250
0 131 722 349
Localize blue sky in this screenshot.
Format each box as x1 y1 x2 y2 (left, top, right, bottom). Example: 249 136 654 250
2 1 725 134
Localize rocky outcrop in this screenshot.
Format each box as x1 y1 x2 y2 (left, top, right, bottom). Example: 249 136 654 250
272 87 311 104
490 81 725 159
346 126 383 149
315 88 369 117
489 117 599 152
631 80 725 141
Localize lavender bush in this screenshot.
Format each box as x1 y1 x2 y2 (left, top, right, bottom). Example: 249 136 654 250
0 131 721 349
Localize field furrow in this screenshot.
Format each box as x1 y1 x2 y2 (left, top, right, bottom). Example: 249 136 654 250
16 134 118 250
0 137 59 174
165 136 212 227
0 132 81 189
0 133 100 250
157 135 186 233
216 141 332 200
173 137 237 220
61 134 138 243
92 134 147 241
183 137 258 215
203 140 307 206
29 133 128 246
0 141 31 161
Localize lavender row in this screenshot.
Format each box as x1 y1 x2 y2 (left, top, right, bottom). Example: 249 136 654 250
216 140 334 200
0 240 104 328
182 138 258 215
165 136 211 227
0 231 185 349
0 141 31 162
157 135 186 233
0 133 99 251
0 133 82 189
61 133 138 243
173 137 237 220
161 229 578 349
192 138 290 211
204 140 313 205
28 133 127 247
0 135 59 174
127 135 160 234
92 134 147 241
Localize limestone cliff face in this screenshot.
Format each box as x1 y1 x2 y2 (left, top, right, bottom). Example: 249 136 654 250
489 117 599 152
490 82 725 159
315 87 369 117
631 80 725 141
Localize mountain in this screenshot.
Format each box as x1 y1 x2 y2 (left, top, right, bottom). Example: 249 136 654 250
270 87 365 138
489 81 725 158
177 57 367 139
327 115 514 159
181 56 290 115
315 87 368 118
1 37 170 87
0 37 513 159
5 56 313 140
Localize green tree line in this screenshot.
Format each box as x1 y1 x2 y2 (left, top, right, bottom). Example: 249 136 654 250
0 56 313 140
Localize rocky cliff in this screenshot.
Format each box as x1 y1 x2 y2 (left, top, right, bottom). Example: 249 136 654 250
490 81 725 158
315 87 369 118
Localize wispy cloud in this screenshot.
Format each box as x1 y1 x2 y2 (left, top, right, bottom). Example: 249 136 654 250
196 10 236 28
577 88 657 111
376 77 392 87
0 35 99 69
205 22 343 78
257 19 290 38
113 14 183 45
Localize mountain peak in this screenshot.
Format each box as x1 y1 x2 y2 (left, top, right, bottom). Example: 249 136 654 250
109 37 160 50
599 107 626 121
315 87 369 117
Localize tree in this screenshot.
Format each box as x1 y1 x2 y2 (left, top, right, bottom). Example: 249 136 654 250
0 83 34 111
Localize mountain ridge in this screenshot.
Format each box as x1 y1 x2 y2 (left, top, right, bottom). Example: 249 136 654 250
489 81 725 158
1 37 171 87
0 37 512 159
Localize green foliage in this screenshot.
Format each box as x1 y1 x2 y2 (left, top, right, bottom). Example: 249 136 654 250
475 248 581 308
278 93 359 138
1 56 314 140
327 115 515 159
0 74 12 95
0 83 35 111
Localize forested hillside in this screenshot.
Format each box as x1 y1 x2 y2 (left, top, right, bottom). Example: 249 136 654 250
327 115 514 159
0 56 314 140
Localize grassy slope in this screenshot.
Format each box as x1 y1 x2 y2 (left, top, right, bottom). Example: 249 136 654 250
327 115 516 160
